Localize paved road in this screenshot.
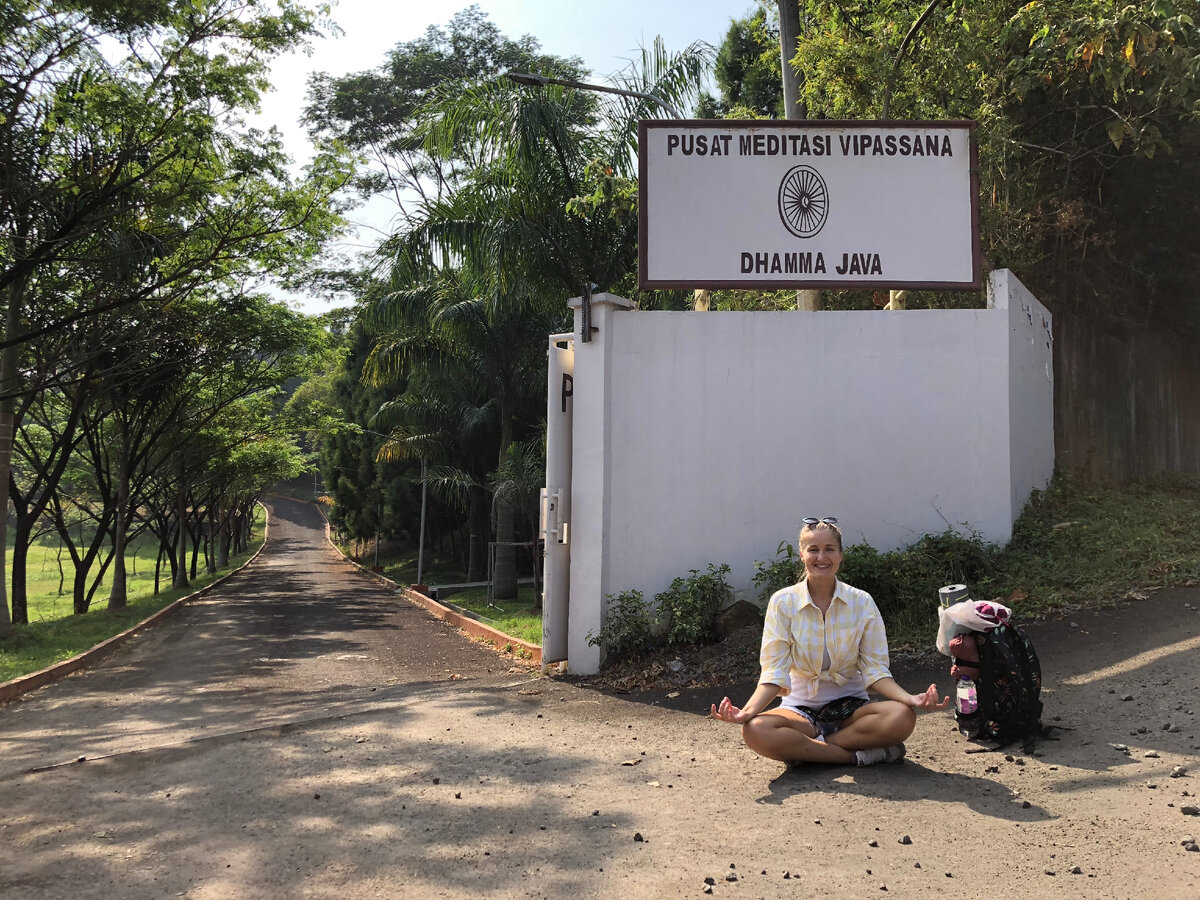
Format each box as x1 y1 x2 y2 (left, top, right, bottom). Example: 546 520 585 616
1 497 1199 898
0 497 517 773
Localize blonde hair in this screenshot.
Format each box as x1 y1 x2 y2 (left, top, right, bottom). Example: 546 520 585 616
799 521 843 552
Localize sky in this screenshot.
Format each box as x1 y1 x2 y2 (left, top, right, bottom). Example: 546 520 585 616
254 0 754 313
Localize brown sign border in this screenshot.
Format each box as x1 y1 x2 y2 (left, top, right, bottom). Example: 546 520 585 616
637 119 982 292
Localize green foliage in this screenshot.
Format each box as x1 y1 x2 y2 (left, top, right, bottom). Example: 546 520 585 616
319 317 431 549
705 8 783 118
698 1 1200 331
589 564 734 660
991 471 1200 610
441 586 542 646
750 473 1200 649
565 159 638 225
303 3 583 221
588 589 655 659
377 34 711 298
320 13 713 591
839 530 1001 645
655 563 733 647
0 0 350 628
489 438 546 537
753 540 800 602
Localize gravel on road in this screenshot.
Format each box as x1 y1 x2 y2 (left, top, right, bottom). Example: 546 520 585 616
1 496 1198 899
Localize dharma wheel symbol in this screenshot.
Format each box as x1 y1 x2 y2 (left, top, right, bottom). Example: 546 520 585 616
777 165 829 238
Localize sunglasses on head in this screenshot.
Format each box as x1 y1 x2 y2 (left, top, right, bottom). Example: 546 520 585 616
802 516 838 526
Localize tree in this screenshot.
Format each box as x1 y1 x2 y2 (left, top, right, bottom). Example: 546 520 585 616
704 2 1200 328
390 38 712 300
0 1 348 626
9 290 329 615
302 3 584 227
488 438 546 607
307 8 712 598
698 8 783 118
314 315 434 563
364 38 711 599
362 269 560 587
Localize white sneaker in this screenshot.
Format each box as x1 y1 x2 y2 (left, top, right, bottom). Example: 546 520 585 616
855 743 906 767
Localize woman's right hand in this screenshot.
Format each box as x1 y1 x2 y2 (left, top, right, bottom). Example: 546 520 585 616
710 696 754 724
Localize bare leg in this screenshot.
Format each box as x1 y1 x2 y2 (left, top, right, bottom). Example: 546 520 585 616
742 709 855 764
826 701 915 752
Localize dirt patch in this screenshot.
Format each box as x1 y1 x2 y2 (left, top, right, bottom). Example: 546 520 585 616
578 620 942 696
578 624 763 694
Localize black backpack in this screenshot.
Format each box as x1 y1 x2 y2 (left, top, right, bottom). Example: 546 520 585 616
954 623 1044 749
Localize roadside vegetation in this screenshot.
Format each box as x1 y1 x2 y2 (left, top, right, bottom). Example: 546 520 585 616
1 2 349 635
445 588 542 647
756 472 1200 652
592 472 1200 663
1 514 264 682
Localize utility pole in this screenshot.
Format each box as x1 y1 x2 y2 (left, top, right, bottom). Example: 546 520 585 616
778 1 804 120
778 1 821 312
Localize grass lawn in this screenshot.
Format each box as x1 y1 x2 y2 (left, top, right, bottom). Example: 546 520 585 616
989 473 1200 611
843 472 1200 649
16 531 168 622
441 586 542 646
375 548 469 590
1 515 264 683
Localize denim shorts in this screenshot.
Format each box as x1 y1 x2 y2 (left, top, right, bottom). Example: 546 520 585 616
782 695 872 738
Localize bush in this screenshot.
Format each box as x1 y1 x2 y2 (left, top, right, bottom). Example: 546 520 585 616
753 530 1001 648
752 541 800 603
656 563 733 646
840 530 1000 612
589 563 734 661
587 589 655 658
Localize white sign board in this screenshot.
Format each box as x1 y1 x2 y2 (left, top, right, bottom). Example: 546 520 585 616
638 120 981 291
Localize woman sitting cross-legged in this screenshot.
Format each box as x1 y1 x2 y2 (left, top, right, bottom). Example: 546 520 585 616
711 517 949 767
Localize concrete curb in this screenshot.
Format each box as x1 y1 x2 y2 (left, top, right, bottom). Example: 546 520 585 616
316 503 541 667
0 505 271 705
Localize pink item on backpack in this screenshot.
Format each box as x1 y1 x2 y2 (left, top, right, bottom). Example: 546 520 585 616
949 634 981 681
974 602 1009 626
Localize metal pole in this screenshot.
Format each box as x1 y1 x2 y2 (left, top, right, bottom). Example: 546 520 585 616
777 1 804 119
507 72 683 119
777 1 821 312
375 499 380 568
417 457 427 585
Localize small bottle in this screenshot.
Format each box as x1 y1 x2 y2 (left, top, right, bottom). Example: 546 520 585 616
956 677 978 715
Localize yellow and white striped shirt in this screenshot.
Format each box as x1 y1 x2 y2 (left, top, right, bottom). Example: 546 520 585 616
759 579 892 702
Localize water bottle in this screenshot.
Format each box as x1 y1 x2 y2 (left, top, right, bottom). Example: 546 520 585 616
956 677 978 715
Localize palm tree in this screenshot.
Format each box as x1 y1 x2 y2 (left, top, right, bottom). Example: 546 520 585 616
365 40 714 598
388 38 714 298
488 437 547 608
363 269 559 591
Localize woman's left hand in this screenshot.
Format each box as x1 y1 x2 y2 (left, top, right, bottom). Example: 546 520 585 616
908 684 951 711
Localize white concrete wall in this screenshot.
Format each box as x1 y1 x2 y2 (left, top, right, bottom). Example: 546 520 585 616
998 270 1056 521
564 271 1053 673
